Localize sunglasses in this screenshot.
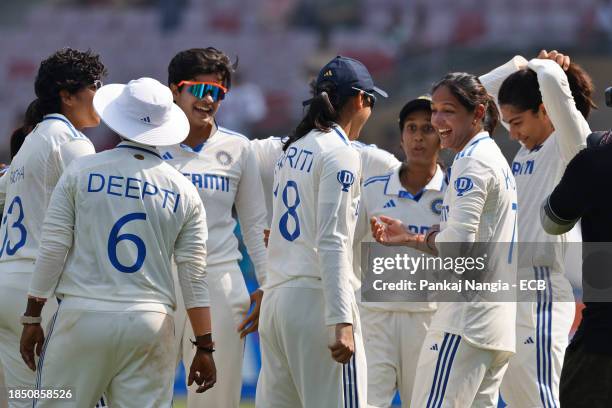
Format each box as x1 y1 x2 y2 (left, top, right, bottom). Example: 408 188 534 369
178 81 228 102
352 87 376 109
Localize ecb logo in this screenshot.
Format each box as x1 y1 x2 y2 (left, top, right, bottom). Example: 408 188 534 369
337 170 355 192
454 177 474 196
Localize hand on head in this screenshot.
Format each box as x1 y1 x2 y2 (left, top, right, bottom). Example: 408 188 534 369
537 50 570 71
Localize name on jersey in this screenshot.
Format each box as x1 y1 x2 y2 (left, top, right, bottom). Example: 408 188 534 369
9 166 24 184
182 173 230 192
87 173 180 213
512 159 535 176
277 146 314 174
405 225 431 234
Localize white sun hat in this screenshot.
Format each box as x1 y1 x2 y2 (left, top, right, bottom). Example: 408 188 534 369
93 77 189 147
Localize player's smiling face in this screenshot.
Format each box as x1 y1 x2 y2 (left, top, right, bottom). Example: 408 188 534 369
500 104 551 150
431 85 480 152
400 110 439 165
171 73 223 129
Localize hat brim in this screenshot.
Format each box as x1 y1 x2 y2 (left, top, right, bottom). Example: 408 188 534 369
93 84 190 147
372 86 388 98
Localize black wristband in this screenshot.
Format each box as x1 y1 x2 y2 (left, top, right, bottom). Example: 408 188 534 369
195 345 215 353
190 333 214 353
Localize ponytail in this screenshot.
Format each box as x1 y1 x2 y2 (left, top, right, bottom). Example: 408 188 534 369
10 127 29 159
483 93 499 133
283 81 349 151
565 63 596 119
10 99 43 158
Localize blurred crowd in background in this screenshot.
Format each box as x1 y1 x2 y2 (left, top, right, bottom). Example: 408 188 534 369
0 0 611 163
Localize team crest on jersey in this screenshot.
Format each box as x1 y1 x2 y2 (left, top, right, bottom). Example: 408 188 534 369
337 170 355 192
430 198 443 215
216 150 233 166
454 177 473 196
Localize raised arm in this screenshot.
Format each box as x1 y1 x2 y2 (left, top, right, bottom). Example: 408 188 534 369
479 56 528 132
527 58 591 164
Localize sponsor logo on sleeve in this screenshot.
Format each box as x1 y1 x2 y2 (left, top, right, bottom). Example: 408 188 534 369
454 177 473 196
337 170 355 192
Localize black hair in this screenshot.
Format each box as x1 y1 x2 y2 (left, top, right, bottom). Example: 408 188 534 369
283 81 355 151
168 47 238 90
9 100 41 158
10 127 29 159
14 48 106 139
398 101 431 132
432 72 499 133
498 63 597 119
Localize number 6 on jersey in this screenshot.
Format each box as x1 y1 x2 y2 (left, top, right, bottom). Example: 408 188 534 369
107 212 147 273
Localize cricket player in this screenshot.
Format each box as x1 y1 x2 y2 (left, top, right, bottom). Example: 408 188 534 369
480 50 593 407
162 47 267 408
355 96 443 407
0 48 105 408
256 56 387 408
373 73 518 407
252 136 399 233
19 78 216 407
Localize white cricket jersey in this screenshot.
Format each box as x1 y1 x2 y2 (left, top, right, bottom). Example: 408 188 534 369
481 58 591 272
161 123 268 285
355 163 445 312
252 136 399 228
265 125 361 325
350 140 401 180
28 141 209 314
0 114 95 290
251 136 286 227
432 132 518 352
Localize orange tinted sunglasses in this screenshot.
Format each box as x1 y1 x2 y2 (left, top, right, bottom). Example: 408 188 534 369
177 81 228 101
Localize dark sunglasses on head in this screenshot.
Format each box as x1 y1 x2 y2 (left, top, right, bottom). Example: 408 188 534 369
352 86 376 109
178 81 228 102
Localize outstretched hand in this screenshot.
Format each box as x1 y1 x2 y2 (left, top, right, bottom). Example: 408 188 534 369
370 216 420 246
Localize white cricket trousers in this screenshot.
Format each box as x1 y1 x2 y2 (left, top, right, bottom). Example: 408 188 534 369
32 302 175 408
500 266 574 408
256 285 367 408
411 330 512 408
0 285 56 408
360 307 434 407
174 261 251 408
